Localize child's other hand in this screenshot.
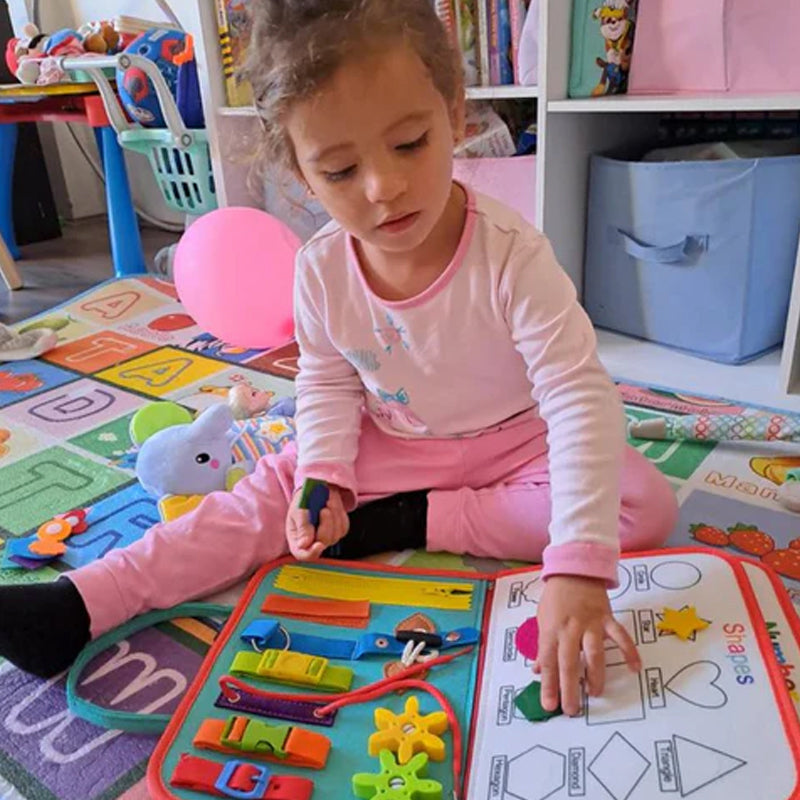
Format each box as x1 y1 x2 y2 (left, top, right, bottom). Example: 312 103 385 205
536 574 641 716
285 485 349 561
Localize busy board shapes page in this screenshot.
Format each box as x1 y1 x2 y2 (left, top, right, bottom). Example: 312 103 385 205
467 551 800 800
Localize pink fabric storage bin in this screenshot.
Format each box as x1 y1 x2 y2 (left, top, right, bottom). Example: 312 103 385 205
727 2 800 92
453 156 536 224
629 0 800 94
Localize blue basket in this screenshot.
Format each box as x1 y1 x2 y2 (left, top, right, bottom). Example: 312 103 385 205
584 152 800 364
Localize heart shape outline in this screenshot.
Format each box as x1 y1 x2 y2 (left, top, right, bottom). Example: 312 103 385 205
666 660 728 709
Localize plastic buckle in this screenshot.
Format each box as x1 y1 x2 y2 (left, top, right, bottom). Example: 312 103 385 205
257 649 327 685
214 759 271 799
223 716 291 759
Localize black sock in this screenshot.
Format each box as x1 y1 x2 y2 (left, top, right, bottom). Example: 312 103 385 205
325 490 429 559
0 578 90 678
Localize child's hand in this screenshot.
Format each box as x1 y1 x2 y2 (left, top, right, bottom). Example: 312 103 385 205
285 485 349 561
535 574 641 716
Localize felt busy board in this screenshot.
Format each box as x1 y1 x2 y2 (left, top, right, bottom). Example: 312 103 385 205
146 551 800 800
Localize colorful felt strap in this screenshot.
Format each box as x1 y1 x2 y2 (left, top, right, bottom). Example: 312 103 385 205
230 649 354 693
170 753 314 799
274 565 474 610
215 685 339 728
260 594 371 628
240 620 355 660
193 716 331 769
239 619 480 660
353 627 479 658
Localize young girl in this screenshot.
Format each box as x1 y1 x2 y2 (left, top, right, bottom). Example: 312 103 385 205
0 0 677 717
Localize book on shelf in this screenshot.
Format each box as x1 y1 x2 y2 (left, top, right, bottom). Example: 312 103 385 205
509 0 530 84
453 0 480 86
216 0 253 107
497 0 514 84
216 0 533 99
440 0 531 87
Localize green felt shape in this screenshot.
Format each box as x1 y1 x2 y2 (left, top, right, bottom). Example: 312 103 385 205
352 750 442 799
129 401 193 445
514 680 563 722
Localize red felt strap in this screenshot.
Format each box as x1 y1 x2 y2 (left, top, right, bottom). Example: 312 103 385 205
170 753 313 800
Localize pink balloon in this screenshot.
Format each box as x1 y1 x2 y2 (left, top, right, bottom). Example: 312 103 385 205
174 207 301 349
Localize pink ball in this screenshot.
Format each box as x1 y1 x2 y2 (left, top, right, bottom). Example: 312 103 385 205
174 207 301 349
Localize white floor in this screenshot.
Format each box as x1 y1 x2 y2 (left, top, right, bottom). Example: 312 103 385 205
596 330 800 414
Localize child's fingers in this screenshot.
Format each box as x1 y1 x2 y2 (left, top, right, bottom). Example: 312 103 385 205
287 509 315 548
327 489 346 514
287 518 325 561
558 633 583 716
583 629 606 697
538 637 560 712
314 494 349 547
292 539 326 561
291 507 312 532
315 508 338 547
605 617 641 672
327 491 349 541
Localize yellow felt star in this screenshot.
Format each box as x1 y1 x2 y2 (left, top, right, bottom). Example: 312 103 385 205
656 606 711 641
368 695 449 764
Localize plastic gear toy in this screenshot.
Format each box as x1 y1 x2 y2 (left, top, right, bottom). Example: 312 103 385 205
368 695 448 763
352 750 443 800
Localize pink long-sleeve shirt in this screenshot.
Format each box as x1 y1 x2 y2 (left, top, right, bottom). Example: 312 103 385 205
293 188 625 576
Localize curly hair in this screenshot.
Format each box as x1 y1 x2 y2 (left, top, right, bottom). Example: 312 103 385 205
240 0 462 175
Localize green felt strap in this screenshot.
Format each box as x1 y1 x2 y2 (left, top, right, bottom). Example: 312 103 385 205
66 602 233 735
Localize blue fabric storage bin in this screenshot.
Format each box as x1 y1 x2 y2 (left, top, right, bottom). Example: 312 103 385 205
583 152 800 364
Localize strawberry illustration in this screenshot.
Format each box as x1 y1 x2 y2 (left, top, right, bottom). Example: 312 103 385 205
763 548 800 582
0 371 43 393
791 539 800 552
726 523 775 557
689 523 729 547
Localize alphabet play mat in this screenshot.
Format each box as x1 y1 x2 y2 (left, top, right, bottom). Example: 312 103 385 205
2 277 800 799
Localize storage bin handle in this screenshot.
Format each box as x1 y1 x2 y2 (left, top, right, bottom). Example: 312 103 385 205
617 229 706 264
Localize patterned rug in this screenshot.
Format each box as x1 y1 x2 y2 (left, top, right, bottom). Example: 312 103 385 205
0 276 798 799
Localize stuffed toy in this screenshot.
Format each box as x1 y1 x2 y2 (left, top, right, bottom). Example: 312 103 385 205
135 403 241 498
6 21 121 86
228 380 296 420
129 400 296 521
7 23 85 85
78 21 121 54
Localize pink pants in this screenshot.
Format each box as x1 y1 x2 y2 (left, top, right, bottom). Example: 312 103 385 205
71 413 678 637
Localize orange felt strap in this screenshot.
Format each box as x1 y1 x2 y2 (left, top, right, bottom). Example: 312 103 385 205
261 594 370 628
192 717 330 769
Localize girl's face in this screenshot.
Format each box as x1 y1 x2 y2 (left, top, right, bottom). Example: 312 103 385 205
286 43 463 261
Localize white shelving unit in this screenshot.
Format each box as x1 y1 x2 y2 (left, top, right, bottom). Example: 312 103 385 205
536 0 800 411
549 93 800 113
466 85 538 100
181 0 800 411
213 85 540 113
